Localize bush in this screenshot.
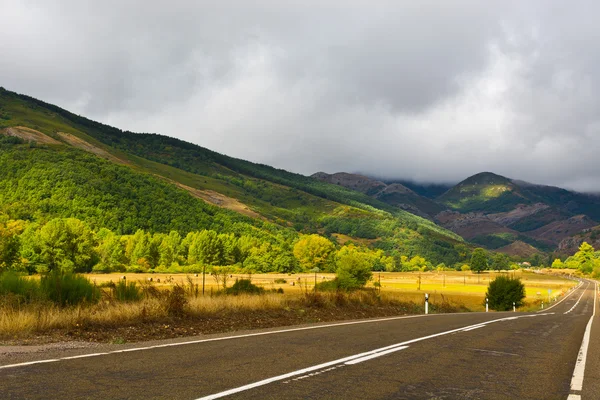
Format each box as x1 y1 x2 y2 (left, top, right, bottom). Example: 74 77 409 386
315 278 342 292
113 280 141 302
39 272 100 307
0 271 40 304
274 278 287 284
486 275 526 311
165 285 187 316
226 279 264 295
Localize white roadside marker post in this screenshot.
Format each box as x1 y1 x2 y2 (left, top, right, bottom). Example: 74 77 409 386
425 293 429 315
486 297 489 313
513 302 516 312
541 301 544 310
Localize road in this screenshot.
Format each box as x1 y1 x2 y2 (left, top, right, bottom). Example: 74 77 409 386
1 279 597 400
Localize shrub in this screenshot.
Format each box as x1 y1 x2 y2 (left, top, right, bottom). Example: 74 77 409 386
226 279 264 295
113 280 141 302
315 279 342 292
39 272 100 307
165 285 187 316
486 275 526 311
0 271 40 304
274 278 287 284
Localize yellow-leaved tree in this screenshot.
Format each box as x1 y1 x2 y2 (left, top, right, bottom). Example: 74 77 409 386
293 234 335 271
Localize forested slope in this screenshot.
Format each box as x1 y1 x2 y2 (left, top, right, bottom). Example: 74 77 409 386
0 87 471 272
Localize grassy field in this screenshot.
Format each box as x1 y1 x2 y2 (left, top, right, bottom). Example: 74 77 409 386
84 270 575 312
1 270 575 342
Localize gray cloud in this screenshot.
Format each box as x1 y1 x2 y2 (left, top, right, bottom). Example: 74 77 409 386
2 0 600 192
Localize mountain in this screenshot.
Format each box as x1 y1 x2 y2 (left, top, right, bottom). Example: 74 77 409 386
0 87 467 267
312 169 600 257
386 180 454 200
311 172 445 219
434 172 600 250
558 225 600 254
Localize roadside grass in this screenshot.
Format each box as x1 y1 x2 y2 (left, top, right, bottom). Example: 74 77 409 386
0 271 575 341
0 290 420 340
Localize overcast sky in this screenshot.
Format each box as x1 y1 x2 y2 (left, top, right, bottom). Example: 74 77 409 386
2 1 599 191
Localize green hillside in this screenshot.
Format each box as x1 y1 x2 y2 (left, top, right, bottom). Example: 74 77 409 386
0 87 468 269
437 172 526 213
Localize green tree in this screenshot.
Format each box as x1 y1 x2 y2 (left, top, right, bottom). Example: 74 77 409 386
574 242 595 274
94 228 125 272
0 220 24 271
189 230 224 266
491 253 510 271
486 275 526 311
335 245 373 290
37 218 97 272
293 234 335 271
158 231 181 267
470 248 488 273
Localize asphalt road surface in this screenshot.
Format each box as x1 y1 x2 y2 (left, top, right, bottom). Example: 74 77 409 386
1 279 597 400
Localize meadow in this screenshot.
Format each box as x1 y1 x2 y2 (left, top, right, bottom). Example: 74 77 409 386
84 269 574 312
0 270 575 343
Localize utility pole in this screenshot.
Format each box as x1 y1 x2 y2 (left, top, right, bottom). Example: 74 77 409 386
202 265 206 296
311 267 320 293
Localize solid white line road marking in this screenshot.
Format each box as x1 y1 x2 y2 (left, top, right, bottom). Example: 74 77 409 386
196 314 547 400
569 281 596 394
462 325 485 332
565 282 590 314
541 281 583 313
0 314 430 370
345 346 410 365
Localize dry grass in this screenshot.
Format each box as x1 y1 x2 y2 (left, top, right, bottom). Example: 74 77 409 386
0 270 576 341
0 293 290 339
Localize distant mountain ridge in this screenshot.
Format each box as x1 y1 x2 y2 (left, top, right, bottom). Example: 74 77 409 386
311 172 445 219
313 170 600 256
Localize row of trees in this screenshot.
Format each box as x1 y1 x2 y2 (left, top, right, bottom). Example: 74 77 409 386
551 242 600 276
1 215 491 278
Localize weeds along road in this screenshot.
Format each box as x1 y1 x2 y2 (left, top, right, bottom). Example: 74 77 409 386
1 280 597 400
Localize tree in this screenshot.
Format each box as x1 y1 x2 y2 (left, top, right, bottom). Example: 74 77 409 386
491 253 510 271
335 246 372 290
188 230 224 266
94 228 125 272
470 248 488 273
37 218 96 273
293 234 335 271
0 220 24 271
486 275 526 311
574 242 595 274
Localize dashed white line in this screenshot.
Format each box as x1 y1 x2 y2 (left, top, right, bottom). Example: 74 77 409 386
565 283 590 314
542 280 583 313
196 314 548 400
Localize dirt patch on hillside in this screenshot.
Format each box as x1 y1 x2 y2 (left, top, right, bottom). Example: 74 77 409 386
487 203 549 225
436 211 515 239
496 241 541 257
56 132 129 165
1 126 61 145
525 215 596 244
176 183 263 220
